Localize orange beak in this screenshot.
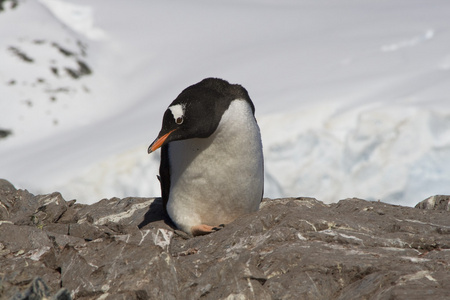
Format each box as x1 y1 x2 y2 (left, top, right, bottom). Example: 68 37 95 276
148 129 176 154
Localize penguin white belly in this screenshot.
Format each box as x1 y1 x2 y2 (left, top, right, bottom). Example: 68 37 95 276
166 99 264 234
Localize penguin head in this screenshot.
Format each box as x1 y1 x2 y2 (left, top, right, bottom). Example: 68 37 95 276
148 78 255 153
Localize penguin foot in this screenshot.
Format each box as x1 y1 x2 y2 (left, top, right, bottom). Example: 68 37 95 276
212 224 225 231
191 224 225 236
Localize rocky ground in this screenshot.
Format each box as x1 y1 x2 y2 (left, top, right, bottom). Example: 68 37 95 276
0 178 449 299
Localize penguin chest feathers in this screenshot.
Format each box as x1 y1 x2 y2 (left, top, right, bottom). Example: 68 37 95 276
166 99 264 231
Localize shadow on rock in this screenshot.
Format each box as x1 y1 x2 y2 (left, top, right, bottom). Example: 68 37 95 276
138 197 175 230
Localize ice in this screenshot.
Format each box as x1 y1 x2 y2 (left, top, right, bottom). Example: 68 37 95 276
261 104 450 205
1 0 449 206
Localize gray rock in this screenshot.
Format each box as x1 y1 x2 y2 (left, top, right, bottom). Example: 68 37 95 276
1 179 449 299
415 195 450 211
0 178 69 227
10 277 71 300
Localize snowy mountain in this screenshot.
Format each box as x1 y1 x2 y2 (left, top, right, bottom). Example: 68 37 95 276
1 0 449 206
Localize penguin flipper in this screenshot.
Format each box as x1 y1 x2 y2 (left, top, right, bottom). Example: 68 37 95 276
159 144 171 214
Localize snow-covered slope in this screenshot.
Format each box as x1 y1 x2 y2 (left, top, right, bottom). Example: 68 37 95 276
1 0 449 206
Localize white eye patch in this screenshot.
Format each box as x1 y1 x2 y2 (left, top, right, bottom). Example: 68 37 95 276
169 104 185 124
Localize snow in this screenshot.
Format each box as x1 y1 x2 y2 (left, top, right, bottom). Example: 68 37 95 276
1 0 449 207
39 0 108 40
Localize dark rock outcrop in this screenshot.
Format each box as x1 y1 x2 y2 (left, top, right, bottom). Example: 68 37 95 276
1 178 449 299
415 195 450 211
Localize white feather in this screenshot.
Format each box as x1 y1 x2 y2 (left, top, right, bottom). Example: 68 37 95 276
168 104 185 121
167 99 264 233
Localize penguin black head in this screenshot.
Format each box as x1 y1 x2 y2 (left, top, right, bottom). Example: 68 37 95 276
148 78 255 153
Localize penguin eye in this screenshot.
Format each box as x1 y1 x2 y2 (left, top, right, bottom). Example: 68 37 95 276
176 116 183 125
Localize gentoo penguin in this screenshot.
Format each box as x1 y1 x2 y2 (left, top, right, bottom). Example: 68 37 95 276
148 78 264 236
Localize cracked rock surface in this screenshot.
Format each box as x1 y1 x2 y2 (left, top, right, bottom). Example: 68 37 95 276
1 178 449 299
